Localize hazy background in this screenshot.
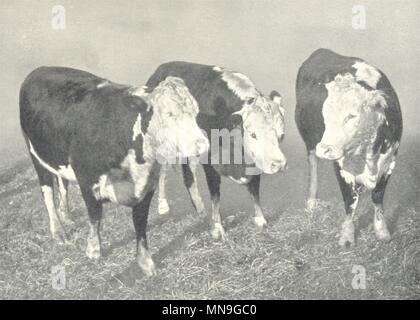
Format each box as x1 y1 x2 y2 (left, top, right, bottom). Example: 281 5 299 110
0 0 419 168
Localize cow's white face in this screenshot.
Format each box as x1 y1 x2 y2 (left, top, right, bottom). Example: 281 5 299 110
316 73 387 160
235 94 287 174
148 77 209 161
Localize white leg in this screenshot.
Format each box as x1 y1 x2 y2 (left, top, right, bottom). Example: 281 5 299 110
306 150 320 212
57 177 72 225
41 185 66 243
158 165 170 215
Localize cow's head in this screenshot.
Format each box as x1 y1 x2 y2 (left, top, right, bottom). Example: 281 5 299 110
232 91 287 174
135 77 209 161
316 73 387 160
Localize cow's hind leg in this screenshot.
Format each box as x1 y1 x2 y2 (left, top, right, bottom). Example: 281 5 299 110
132 190 156 276
203 164 224 240
79 182 103 259
371 173 391 241
246 175 267 231
157 165 170 215
30 156 67 243
306 149 320 212
56 176 73 225
334 162 359 247
182 161 205 216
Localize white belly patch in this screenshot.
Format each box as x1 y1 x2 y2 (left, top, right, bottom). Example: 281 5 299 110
228 176 249 184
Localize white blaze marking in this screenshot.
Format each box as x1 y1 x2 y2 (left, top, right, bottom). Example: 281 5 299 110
58 164 76 181
353 61 381 88
93 174 118 203
121 149 153 199
216 67 258 100
96 80 110 89
132 113 143 141
28 139 76 181
228 176 249 184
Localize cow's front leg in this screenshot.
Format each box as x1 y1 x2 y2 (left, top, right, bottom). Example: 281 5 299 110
157 165 170 215
203 164 224 240
334 162 360 247
306 149 320 212
132 190 156 276
371 173 392 241
246 175 267 231
182 161 205 216
79 182 103 259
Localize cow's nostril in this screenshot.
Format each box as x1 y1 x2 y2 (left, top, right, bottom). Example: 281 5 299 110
272 160 286 172
197 140 209 154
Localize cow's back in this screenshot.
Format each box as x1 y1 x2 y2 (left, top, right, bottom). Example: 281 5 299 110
146 61 244 119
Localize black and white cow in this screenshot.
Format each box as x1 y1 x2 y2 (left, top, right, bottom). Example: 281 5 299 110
295 48 403 246
20 66 209 275
146 62 287 240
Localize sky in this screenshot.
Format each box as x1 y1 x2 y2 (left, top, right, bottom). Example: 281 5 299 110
0 0 419 164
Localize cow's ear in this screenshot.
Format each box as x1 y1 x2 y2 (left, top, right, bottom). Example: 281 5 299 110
230 113 243 129
127 86 152 112
270 90 285 117
245 97 255 105
366 90 387 111
270 90 282 104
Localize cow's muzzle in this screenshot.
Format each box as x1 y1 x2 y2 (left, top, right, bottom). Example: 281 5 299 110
315 143 343 160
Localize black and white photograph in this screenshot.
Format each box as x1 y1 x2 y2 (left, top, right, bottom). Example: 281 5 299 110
0 0 419 301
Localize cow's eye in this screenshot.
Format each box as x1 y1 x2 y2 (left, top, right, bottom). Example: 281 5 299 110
344 114 358 123
279 133 285 142
250 132 257 139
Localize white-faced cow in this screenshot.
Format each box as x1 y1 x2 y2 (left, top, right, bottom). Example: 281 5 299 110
146 62 287 240
20 67 209 276
295 49 403 246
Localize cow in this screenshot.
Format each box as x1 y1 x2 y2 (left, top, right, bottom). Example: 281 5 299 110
146 62 287 240
295 48 403 246
20 66 209 276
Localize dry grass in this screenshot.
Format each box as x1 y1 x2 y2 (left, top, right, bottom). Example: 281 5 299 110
0 137 419 300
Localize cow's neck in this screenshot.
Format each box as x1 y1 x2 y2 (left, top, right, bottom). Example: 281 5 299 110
142 112 163 163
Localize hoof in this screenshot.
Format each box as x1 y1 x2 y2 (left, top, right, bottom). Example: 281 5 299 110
138 256 157 277
196 209 206 217
210 222 225 241
374 221 391 242
374 209 391 241
60 216 74 227
253 216 267 231
51 226 68 245
52 231 67 245
158 198 170 215
305 198 323 212
86 242 101 260
375 228 391 242
339 219 355 248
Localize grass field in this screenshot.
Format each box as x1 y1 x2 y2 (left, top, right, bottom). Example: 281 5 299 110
0 135 418 299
